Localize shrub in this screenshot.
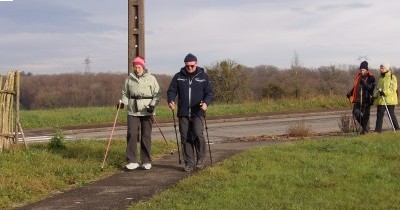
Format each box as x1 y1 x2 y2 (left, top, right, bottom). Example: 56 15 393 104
48 129 66 150
338 114 360 133
287 120 313 137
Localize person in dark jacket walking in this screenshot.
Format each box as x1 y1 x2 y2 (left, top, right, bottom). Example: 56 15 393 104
346 61 376 134
167 53 213 172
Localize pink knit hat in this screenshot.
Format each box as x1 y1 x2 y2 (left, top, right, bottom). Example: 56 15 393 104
133 56 146 68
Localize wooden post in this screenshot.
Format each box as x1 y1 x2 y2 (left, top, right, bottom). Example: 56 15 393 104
128 0 145 74
14 71 19 146
0 71 25 151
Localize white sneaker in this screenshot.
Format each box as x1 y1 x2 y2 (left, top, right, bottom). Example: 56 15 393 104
142 163 152 170
125 163 139 170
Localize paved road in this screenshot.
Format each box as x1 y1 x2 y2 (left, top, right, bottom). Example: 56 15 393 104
23 109 400 143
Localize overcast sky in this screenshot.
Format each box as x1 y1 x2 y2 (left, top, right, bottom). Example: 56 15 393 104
0 0 399 75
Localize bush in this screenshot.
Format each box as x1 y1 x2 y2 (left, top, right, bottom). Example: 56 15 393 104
338 114 360 133
287 120 313 137
48 129 66 150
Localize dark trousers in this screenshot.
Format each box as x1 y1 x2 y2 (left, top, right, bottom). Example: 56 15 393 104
126 115 153 164
179 117 206 167
375 105 400 132
353 102 371 132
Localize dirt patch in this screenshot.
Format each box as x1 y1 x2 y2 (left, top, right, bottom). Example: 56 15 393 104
222 131 348 143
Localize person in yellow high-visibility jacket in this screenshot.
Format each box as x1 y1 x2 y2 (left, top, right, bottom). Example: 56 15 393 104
373 63 399 132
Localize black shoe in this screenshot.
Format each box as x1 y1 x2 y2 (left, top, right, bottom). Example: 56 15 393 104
184 165 193 172
196 160 204 170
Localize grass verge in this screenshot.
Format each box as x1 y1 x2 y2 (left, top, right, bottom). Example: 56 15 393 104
130 133 400 210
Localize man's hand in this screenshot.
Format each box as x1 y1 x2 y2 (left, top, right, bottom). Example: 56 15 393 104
200 101 208 111
168 101 175 110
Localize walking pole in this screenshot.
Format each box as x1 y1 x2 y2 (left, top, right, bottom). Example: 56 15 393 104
172 109 182 164
101 103 121 171
381 95 396 132
152 115 174 155
348 98 358 133
359 88 363 134
203 111 213 164
200 101 213 164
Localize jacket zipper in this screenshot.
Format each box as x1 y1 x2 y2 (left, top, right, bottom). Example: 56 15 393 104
187 71 201 117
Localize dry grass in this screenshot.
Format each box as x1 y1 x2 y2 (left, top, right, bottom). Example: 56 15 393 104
287 119 313 137
338 113 361 133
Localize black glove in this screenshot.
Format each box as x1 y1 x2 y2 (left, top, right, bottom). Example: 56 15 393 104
147 105 154 113
379 89 385 97
346 91 352 99
116 102 124 109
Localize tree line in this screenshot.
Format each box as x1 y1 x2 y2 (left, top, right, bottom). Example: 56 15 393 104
15 60 399 110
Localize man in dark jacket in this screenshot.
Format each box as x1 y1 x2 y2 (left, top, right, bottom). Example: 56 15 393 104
346 61 375 134
167 53 213 172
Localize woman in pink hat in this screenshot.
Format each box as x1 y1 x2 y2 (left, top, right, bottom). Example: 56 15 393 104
117 56 162 170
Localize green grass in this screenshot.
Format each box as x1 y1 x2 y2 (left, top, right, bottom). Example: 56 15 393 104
130 133 400 210
20 95 348 129
0 138 175 209
2 95 361 209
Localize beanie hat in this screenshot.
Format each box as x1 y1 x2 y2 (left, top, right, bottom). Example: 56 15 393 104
359 61 368 70
133 56 146 68
380 63 390 72
184 53 197 62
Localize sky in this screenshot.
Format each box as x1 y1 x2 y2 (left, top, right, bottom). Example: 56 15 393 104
0 0 399 75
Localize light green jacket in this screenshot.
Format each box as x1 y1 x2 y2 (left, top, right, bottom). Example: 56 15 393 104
121 70 162 116
373 71 398 105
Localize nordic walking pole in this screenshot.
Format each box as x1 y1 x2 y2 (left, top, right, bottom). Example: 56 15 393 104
200 102 213 164
359 88 363 134
172 109 182 164
381 95 396 132
203 111 213 164
101 101 122 170
152 115 174 155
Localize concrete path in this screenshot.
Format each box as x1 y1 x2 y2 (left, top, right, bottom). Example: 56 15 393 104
18 141 278 210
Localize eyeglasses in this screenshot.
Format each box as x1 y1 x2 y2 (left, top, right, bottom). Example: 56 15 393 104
185 64 195 69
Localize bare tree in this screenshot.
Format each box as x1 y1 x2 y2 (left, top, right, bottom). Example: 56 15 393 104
291 51 301 98
318 65 341 95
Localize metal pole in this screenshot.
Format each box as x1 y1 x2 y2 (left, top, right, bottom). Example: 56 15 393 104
152 116 174 155
203 112 213 164
382 95 396 132
172 109 182 164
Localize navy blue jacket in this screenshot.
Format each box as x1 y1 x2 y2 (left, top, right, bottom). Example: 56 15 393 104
167 67 213 117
